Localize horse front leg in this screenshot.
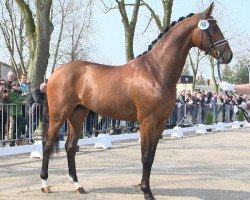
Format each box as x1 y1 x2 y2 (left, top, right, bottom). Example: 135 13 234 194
139 118 165 200
66 107 88 194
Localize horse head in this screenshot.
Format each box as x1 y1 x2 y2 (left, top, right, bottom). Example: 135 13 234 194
192 3 233 64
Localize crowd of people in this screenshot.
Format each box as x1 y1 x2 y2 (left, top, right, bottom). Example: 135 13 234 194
0 71 46 146
169 88 248 126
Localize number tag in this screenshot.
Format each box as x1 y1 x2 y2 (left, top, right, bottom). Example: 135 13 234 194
198 20 209 30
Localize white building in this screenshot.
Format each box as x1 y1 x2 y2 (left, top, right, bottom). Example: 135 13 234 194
0 62 12 79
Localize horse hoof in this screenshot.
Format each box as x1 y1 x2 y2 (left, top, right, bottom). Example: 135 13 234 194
41 186 51 193
144 191 155 200
144 196 156 200
75 187 86 194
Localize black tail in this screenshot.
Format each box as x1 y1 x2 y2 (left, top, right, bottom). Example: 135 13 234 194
43 94 49 141
42 94 59 153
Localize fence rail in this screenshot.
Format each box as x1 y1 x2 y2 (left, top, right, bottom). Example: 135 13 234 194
0 102 249 157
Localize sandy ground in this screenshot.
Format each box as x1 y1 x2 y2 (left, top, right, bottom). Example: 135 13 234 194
0 129 249 200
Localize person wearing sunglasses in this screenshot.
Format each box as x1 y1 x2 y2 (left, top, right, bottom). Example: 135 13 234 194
0 79 8 144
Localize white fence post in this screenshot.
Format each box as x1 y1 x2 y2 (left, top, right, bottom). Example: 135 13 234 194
94 134 112 149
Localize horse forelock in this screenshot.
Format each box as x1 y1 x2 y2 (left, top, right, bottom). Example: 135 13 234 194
136 13 195 58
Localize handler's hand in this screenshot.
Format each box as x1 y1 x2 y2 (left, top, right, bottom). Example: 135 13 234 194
219 81 235 93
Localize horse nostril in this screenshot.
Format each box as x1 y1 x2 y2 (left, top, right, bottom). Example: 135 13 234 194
229 52 233 62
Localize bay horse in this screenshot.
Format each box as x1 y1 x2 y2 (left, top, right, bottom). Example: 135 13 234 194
41 3 232 200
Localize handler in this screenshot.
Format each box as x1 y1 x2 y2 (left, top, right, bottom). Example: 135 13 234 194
219 81 250 109
219 81 250 94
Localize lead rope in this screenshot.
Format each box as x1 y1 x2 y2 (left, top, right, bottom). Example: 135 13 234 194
217 60 250 122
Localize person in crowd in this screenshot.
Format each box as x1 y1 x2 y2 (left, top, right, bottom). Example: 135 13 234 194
176 90 185 123
6 71 15 91
185 91 192 115
8 81 26 145
19 74 30 98
196 91 205 123
204 91 213 116
221 94 233 122
6 72 16 140
189 91 198 124
28 83 46 131
211 92 219 123
19 74 31 133
0 79 9 144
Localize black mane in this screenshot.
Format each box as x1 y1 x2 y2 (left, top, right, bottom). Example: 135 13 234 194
137 13 195 57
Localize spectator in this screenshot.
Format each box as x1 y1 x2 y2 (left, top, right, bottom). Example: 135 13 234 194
196 92 205 123
8 81 26 145
0 79 9 144
176 90 185 123
211 92 219 123
190 91 198 124
19 74 31 132
19 74 30 99
6 71 15 91
28 83 46 105
221 94 233 122
28 83 46 132
204 91 213 115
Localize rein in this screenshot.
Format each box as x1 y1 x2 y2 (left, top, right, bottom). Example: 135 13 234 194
217 60 250 122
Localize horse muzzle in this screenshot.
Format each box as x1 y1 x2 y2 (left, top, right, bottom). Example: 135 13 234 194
218 51 233 64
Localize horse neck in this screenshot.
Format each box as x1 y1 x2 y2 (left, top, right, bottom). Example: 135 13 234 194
145 20 197 86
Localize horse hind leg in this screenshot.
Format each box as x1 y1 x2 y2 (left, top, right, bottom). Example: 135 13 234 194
40 114 65 193
66 106 89 194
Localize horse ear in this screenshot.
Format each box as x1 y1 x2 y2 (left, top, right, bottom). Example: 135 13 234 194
204 2 214 17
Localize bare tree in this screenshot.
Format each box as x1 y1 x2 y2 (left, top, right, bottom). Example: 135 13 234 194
187 49 205 90
101 0 141 62
140 0 173 31
14 0 53 87
100 0 173 62
116 0 141 62
0 0 27 79
50 0 95 73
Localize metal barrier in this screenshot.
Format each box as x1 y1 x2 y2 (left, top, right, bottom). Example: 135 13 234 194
172 103 235 126
0 103 29 146
0 102 245 147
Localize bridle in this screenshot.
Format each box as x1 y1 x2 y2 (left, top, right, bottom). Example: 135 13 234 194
199 18 250 122
199 18 228 57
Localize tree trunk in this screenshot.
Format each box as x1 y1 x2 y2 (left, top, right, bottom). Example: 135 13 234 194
15 0 52 88
116 0 140 62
